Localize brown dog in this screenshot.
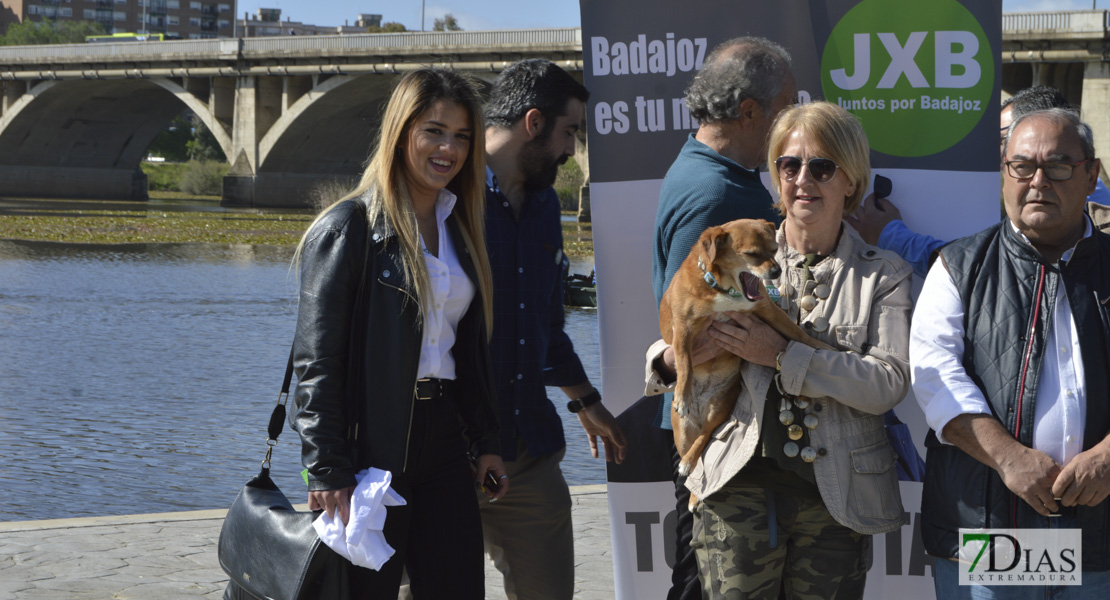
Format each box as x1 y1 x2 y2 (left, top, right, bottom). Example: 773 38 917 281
660 219 832 496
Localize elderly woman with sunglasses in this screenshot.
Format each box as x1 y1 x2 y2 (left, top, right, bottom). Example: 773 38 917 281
645 101 912 599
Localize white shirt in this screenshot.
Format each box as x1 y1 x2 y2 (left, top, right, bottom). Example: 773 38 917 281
911 218 1091 466
416 188 475 380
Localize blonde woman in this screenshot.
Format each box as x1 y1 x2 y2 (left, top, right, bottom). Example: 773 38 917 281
292 68 507 598
647 102 911 598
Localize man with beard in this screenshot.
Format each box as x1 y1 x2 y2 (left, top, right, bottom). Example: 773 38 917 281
481 59 627 600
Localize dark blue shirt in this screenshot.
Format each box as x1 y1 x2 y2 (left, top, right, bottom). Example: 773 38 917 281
485 170 588 461
652 134 781 429
654 134 781 305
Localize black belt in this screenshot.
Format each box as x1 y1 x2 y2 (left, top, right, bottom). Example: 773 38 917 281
415 378 454 400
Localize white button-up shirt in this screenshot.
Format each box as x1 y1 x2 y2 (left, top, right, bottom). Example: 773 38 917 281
911 218 1092 466
416 189 474 380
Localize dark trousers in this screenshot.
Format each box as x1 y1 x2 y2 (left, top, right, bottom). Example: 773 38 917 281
349 393 485 599
669 439 704 600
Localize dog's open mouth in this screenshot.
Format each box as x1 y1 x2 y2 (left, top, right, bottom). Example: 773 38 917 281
739 272 761 302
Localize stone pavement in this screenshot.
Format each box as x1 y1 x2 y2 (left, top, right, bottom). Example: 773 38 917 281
0 485 613 600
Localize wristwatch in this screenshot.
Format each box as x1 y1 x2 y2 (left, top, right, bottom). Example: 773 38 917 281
775 349 786 372
567 389 602 413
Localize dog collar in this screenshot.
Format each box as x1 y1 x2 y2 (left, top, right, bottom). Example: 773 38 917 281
697 258 743 298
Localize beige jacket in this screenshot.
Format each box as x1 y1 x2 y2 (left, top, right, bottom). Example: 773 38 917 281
646 225 912 535
1091 201 1110 232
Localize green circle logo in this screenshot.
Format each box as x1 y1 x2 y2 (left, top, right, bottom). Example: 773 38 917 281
820 0 994 157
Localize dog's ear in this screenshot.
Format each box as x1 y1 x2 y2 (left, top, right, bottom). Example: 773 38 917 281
699 227 719 264
699 227 729 264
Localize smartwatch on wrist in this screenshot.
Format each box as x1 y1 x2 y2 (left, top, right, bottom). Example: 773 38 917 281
567 389 602 413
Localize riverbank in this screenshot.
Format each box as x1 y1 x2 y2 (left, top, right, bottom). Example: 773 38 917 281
0 195 594 254
0 485 614 599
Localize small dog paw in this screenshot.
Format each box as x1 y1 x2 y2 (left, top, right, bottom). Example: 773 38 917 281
677 461 691 477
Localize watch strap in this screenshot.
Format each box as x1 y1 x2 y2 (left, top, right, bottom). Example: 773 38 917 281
567 389 602 413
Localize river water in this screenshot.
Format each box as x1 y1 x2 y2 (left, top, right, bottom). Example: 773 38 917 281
0 223 602 522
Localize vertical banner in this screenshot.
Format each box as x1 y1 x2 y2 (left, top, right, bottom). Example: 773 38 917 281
579 1 1002 598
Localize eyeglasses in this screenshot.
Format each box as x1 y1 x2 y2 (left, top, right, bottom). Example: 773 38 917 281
1004 159 1090 182
775 156 840 183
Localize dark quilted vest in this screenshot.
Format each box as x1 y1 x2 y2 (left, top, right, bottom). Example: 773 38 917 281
921 219 1110 569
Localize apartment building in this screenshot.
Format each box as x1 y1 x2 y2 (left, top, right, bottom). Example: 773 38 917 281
238 9 382 37
0 0 237 38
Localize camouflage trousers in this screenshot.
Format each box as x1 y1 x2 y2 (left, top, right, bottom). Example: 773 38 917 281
691 483 870 600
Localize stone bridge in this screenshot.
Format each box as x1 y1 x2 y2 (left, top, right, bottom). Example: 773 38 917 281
0 29 582 207
1003 10 1110 169
3 13 1110 206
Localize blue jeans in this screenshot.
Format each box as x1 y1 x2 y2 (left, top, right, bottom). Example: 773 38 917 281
933 512 1110 599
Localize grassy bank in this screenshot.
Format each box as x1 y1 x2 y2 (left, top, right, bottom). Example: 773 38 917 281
0 212 312 245
0 203 313 245
561 216 593 257
0 200 593 253
143 161 229 196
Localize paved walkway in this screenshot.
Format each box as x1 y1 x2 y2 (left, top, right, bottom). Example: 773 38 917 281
0 485 614 600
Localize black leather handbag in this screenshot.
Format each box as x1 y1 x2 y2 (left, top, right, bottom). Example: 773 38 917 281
219 204 372 600
217 355 350 600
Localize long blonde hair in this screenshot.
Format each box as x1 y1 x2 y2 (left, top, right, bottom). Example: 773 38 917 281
296 68 493 336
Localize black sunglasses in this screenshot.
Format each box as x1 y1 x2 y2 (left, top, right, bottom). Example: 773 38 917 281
775 156 840 183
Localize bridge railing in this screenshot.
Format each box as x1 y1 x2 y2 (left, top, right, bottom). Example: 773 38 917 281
1003 10 1109 38
7 15 1110 65
0 28 581 64
0 38 237 62
240 28 582 54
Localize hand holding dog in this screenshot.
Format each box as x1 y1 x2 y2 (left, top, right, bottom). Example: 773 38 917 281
710 312 789 368
657 325 729 381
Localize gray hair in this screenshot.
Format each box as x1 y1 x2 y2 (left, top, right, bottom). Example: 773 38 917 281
1004 108 1096 162
684 37 792 123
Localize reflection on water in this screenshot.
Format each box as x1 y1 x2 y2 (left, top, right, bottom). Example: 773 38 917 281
0 240 602 522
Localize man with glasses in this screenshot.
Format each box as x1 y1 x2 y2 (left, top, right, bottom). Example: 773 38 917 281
848 85 1110 277
911 108 1110 598
651 36 796 599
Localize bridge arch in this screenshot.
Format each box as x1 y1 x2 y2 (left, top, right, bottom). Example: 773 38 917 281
241 73 499 207
0 78 227 200
150 78 233 161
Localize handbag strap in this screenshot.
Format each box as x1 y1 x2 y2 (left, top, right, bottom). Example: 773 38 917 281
262 198 374 473
261 347 295 472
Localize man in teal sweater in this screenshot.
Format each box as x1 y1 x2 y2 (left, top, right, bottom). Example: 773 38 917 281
651 36 796 600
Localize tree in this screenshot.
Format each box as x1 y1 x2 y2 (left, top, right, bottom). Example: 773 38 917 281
0 19 106 46
187 119 226 162
147 114 192 162
432 14 461 31
366 22 407 33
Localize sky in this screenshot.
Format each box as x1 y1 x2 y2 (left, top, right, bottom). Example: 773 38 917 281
236 0 1110 32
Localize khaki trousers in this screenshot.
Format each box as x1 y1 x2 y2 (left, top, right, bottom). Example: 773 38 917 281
479 440 574 600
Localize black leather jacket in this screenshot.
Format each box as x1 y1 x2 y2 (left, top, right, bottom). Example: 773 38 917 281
923 218 1110 569
292 196 500 492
